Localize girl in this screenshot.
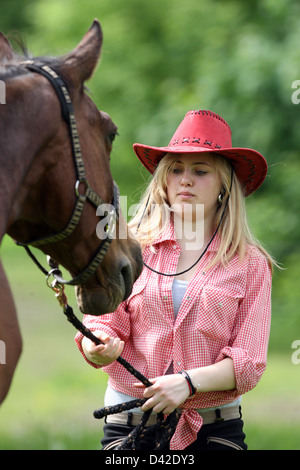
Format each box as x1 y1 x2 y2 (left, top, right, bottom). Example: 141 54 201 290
75 110 274 450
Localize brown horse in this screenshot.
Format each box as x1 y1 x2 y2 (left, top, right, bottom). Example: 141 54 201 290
0 20 143 402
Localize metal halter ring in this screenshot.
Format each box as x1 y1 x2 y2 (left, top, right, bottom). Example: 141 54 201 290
75 179 89 200
46 268 63 288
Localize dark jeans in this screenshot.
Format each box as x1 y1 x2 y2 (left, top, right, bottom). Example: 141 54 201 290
101 414 248 451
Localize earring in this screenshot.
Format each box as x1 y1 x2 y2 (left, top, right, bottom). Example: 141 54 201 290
218 189 225 204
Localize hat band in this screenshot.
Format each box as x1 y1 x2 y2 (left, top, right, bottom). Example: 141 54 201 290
170 136 226 149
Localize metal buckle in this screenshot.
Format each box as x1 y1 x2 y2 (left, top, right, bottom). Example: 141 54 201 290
46 273 68 309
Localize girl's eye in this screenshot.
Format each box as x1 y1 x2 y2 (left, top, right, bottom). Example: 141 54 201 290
172 167 183 174
170 166 208 175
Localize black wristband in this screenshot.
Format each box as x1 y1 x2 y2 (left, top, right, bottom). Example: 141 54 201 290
179 370 196 397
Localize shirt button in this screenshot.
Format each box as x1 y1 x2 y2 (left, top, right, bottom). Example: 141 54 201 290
163 295 168 300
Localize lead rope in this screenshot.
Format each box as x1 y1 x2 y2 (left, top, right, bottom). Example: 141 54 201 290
49 279 178 450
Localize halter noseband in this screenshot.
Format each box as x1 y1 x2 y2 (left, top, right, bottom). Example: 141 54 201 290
17 62 119 286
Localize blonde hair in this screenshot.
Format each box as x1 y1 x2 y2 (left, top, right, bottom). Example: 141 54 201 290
129 153 276 273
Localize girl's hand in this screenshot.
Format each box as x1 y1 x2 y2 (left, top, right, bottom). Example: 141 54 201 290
133 374 190 415
82 331 124 366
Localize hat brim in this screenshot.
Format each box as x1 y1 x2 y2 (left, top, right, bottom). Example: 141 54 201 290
133 143 267 197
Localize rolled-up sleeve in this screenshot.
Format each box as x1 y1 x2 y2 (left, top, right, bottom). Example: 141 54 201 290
74 300 131 368
216 252 272 394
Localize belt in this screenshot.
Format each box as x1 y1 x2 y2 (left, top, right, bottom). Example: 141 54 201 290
105 405 241 427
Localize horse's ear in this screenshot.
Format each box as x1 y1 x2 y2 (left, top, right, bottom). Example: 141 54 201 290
60 20 103 86
0 32 14 61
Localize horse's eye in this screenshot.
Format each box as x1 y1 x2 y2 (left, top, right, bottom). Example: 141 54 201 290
108 132 118 144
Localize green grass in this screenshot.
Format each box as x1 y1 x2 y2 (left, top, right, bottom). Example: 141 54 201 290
242 354 300 450
0 236 299 450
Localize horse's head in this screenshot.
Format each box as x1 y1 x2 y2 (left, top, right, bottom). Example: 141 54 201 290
1 21 143 315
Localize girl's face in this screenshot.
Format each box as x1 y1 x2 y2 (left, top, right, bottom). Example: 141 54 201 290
166 153 222 220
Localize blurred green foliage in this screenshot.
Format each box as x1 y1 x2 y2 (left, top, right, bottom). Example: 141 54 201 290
0 0 299 450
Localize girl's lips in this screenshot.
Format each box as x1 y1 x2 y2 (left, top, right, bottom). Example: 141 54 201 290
177 192 194 199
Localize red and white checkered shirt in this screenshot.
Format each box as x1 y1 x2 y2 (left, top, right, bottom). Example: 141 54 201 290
75 222 272 450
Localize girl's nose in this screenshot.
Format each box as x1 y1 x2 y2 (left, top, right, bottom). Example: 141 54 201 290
180 169 193 186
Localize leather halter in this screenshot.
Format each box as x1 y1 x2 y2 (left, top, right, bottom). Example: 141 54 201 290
17 62 119 286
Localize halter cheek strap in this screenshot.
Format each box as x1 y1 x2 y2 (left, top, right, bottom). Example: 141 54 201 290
16 62 119 286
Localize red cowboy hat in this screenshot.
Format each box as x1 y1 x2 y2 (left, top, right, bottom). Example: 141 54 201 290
133 110 268 196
